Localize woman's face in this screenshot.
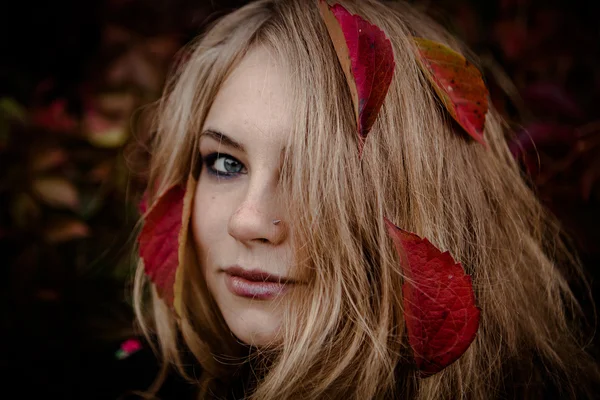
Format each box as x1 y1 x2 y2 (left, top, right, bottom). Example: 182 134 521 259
191 47 299 347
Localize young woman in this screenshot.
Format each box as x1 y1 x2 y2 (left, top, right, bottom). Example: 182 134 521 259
132 0 599 398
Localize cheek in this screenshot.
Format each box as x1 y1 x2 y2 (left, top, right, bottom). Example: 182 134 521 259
191 183 234 258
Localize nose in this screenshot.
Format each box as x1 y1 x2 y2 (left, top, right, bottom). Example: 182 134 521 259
227 178 287 245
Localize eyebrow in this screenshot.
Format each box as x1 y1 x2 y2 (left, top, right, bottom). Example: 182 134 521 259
200 129 246 152
200 128 289 162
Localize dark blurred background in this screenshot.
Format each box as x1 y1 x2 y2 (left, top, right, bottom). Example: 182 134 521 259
1 0 599 399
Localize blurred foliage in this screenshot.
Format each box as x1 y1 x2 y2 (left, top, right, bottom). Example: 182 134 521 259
1 0 599 397
0 0 247 397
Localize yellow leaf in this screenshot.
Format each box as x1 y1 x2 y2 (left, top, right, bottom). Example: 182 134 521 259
82 108 129 148
87 125 129 148
32 177 80 210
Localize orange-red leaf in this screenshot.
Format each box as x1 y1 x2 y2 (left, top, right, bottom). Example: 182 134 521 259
414 38 488 146
318 0 395 157
44 218 89 243
138 176 195 314
31 147 68 172
385 218 480 376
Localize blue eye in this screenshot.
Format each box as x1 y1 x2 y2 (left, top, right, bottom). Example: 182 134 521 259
203 153 247 178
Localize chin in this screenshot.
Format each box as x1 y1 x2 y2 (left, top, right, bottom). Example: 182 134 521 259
222 307 283 347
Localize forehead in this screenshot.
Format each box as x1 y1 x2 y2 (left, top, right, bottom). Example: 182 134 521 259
202 46 293 148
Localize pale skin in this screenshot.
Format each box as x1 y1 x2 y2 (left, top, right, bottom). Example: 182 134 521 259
191 46 298 347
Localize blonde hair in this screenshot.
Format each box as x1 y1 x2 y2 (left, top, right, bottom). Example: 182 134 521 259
132 0 599 398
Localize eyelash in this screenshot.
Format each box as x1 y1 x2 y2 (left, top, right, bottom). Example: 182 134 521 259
202 152 247 179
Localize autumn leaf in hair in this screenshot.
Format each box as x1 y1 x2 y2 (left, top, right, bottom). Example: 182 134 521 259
413 38 488 146
318 0 395 157
138 176 196 315
384 218 480 376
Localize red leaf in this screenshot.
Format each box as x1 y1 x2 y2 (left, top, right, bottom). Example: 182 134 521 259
32 99 78 133
522 82 583 120
138 176 195 314
493 19 528 60
318 0 395 157
414 38 488 146
385 218 480 376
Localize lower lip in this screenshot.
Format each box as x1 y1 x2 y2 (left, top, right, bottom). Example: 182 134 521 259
224 274 290 300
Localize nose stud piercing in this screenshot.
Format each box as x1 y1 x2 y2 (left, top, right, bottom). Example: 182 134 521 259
272 219 281 225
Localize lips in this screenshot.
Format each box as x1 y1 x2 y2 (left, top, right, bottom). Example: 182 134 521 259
223 265 296 300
